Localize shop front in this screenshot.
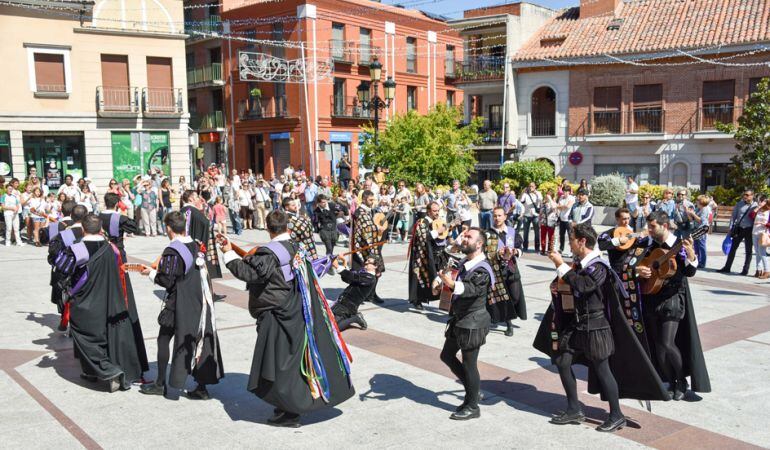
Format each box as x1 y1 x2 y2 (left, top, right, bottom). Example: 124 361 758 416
23 132 85 189
269 132 292 176
111 131 171 183
0 131 11 178
327 131 352 181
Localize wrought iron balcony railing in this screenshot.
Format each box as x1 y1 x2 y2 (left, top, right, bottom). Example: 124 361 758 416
190 110 225 130
698 103 740 131
455 56 506 82
142 87 183 116
187 63 224 88
331 96 373 119
97 86 139 116
238 95 292 120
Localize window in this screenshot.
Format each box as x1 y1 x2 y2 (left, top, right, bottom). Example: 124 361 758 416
406 37 417 73
531 86 556 136
186 52 195 70
592 86 622 134
146 57 174 111
100 54 131 111
333 78 345 116
26 44 71 96
331 23 345 61
359 28 372 65
447 90 454 107
749 77 765 96
272 23 285 59
445 45 455 77
632 84 663 133
701 80 735 130
486 105 503 143
595 164 660 185
407 86 417 111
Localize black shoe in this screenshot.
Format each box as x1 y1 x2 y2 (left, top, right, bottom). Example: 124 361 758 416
372 295 384 305
79 373 97 382
740 269 750 276
716 267 730 274
267 411 301 428
411 301 424 310
139 382 167 396
213 294 226 302
505 322 514 337
454 401 468 412
596 416 626 432
673 379 688 401
186 385 210 400
450 406 480 420
355 313 368 330
550 410 585 425
108 375 125 393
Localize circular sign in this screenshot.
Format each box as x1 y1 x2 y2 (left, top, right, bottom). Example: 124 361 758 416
568 151 584 166
0 162 10 176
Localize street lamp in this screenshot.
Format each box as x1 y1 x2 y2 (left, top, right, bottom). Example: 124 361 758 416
356 56 395 147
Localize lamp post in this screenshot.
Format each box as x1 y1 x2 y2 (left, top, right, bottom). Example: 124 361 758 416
357 57 396 147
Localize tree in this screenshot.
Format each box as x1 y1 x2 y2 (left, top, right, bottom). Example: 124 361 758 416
499 159 556 191
360 103 482 186
717 77 770 194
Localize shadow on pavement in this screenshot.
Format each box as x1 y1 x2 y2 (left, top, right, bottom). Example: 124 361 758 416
358 373 458 412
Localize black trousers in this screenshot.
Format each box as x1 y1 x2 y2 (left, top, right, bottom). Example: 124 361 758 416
440 337 481 409
155 326 174 386
554 352 622 420
723 226 753 272
558 220 571 252
319 229 338 255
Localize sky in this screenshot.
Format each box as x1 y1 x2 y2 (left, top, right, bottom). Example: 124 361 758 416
382 0 577 19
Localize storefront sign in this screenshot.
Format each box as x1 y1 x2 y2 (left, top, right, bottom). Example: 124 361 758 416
269 132 291 140
329 131 352 142
199 132 221 143
568 151 584 166
111 132 171 183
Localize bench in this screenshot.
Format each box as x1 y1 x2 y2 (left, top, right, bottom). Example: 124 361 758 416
712 205 734 233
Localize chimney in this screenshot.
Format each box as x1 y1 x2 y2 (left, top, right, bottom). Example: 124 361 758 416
580 0 621 18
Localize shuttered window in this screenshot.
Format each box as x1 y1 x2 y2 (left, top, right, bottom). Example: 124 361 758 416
34 53 65 92
633 84 662 107
593 86 621 111
702 80 734 103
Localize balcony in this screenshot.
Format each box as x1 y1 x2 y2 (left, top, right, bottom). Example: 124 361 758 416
190 111 224 131
96 86 139 117
238 96 292 120
630 108 665 133
698 103 740 131
455 57 506 83
330 40 355 64
331 96 372 119
589 111 622 135
445 60 459 80
187 63 224 89
357 44 381 66
479 127 502 144
530 118 556 137
142 87 183 117
185 15 221 41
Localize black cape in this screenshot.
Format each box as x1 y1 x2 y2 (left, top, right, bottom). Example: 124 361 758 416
407 218 445 304
153 241 224 389
181 205 222 279
228 242 355 414
47 225 83 312
64 241 143 388
533 260 668 401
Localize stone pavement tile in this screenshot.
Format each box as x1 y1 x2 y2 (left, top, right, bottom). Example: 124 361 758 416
746 331 770 345
650 427 764 450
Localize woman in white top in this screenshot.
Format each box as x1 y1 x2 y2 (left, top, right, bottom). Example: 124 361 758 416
456 190 473 228
237 185 253 230
751 196 770 279
2 181 23 246
27 187 47 246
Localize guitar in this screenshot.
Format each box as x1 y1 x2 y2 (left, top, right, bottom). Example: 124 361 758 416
123 263 150 273
548 232 574 311
372 212 389 238
637 225 709 295
431 217 462 240
613 227 643 251
435 249 463 312
216 233 258 257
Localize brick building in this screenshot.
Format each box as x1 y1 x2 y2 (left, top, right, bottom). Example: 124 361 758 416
512 0 770 189
221 0 462 180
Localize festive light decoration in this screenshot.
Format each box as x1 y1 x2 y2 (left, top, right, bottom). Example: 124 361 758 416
238 51 334 83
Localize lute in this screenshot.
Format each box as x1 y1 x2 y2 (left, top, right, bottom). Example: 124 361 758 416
638 225 709 295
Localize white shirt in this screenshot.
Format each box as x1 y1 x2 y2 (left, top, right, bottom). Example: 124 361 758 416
58 184 80 200
662 232 697 267
626 182 639 205
557 248 603 278
558 195 575 222
520 190 543 217
453 253 487 296
232 174 242 190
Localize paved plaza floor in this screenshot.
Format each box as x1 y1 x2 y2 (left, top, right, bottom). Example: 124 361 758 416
1 228 769 449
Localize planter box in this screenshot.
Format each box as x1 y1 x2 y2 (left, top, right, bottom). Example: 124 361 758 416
593 206 619 226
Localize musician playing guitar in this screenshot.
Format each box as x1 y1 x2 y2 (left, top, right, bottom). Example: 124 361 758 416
351 190 386 304
598 207 648 275
408 201 449 310
634 210 711 401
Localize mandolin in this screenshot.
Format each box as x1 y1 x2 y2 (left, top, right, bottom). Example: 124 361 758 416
613 227 643 251
431 217 462 240
637 225 709 295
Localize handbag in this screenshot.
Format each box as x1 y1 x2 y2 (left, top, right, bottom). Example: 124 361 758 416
760 231 770 248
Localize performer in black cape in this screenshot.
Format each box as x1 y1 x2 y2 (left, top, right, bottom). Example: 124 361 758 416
39 199 75 245
331 256 378 331
534 223 668 432
48 203 87 331
314 194 342 257
437 227 494 420
407 201 448 310
221 210 354 428
485 207 527 336
352 190 385 304
635 211 710 400
139 211 224 399
99 192 149 378
53 214 144 392
283 196 318 260
598 208 645 274
180 190 225 301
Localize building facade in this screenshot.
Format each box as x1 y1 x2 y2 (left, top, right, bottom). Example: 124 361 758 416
448 2 556 184
221 0 463 180
512 0 770 188
0 0 190 190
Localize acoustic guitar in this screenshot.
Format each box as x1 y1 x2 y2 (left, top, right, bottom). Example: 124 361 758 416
372 212 389 238
613 227 643 251
548 233 573 311
436 250 463 312
637 225 709 295
123 263 150 273
431 217 462 240
216 233 258 257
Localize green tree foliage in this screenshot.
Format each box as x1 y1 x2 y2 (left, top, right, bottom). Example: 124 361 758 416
360 104 482 186
590 173 626 207
499 159 556 191
716 77 770 194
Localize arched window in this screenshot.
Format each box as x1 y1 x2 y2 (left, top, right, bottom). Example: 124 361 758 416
531 87 556 136
672 162 688 187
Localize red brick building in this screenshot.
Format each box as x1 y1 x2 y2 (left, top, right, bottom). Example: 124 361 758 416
221 0 462 179
512 0 770 189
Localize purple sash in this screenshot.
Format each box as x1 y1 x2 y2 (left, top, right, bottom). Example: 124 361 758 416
169 240 194 275
109 213 121 238
61 229 77 248
67 242 91 296
496 226 517 250
263 241 295 283
457 258 496 285
48 222 61 239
